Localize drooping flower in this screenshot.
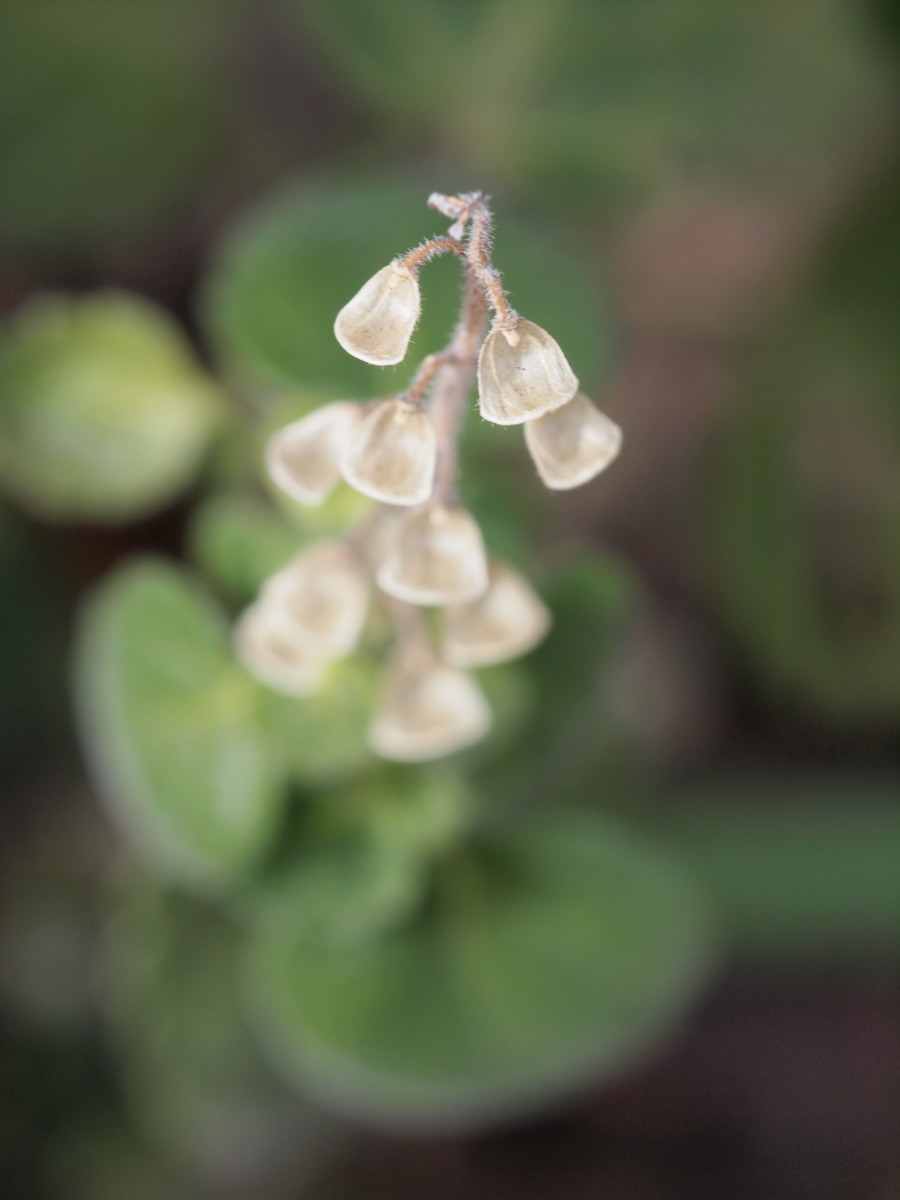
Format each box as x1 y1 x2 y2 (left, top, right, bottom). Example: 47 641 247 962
377 503 489 605
368 639 492 761
334 262 421 365
524 392 622 490
234 605 327 697
443 561 551 667
262 540 370 659
477 317 578 425
340 397 436 506
266 402 361 506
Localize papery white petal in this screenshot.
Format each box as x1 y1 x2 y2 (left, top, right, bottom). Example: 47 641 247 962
369 641 492 762
477 318 578 425
234 605 326 697
341 398 436 506
334 263 421 366
524 392 622 489
262 540 369 658
265 402 361 506
443 562 551 667
377 503 488 605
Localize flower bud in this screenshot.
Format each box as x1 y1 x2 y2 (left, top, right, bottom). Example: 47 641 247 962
524 392 622 489
265 402 361 506
443 562 551 667
368 640 492 762
377 503 488 605
334 263 421 365
340 397 436 506
234 604 326 696
262 540 369 659
477 318 578 425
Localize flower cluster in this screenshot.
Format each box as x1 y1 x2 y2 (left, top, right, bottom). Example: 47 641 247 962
235 192 622 761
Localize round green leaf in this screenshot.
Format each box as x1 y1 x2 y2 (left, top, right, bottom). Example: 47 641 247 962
74 558 285 888
104 883 331 1176
0 292 222 522
202 178 612 398
0 1 230 251
244 812 712 1130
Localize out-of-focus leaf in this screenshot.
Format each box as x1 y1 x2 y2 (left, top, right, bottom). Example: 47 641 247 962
74 558 285 888
0 293 222 522
257 658 379 789
651 779 900 962
233 768 469 946
104 883 331 1180
700 172 900 723
202 178 611 398
481 553 637 806
287 0 885 203
245 811 711 1130
187 494 301 605
0 1 231 251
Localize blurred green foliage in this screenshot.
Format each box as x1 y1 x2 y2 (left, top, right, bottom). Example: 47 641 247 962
1 0 898 1159
0 294 223 522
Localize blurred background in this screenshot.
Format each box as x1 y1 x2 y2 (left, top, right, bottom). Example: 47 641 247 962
1 1 899 1198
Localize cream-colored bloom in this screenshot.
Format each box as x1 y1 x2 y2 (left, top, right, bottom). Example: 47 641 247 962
340 397 436 506
443 561 551 667
377 503 489 605
369 640 492 761
477 317 578 425
265 402 361 506
334 263 421 365
262 540 369 659
524 391 622 489
234 605 326 696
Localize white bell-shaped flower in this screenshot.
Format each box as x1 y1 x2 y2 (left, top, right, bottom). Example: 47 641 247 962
377 503 489 605
524 391 622 489
340 397 436 506
477 317 578 425
369 640 492 762
265 402 361 506
262 540 369 659
334 263 421 365
443 562 551 667
234 605 326 697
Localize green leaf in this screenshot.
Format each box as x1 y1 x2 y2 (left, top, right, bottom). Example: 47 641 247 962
0 293 222 522
244 812 711 1130
187 493 302 605
0 1 231 251
233 768 469 947
651 778 900 962
202 178 612 399
257 658 379 789
482 553 638 806
699 172 900 723
104 882 330 1174
286 0 883 202
74 558 285 888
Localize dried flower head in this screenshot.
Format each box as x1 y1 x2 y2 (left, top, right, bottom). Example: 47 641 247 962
340 397 436 506
266 401 361 506
234 605 327 697
334 262 421 365
524 392 622 490
262 541 369 659
377 503 488 606
443 562 551 668
237 190 621 761
368 640 492 762
477 318 578 425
